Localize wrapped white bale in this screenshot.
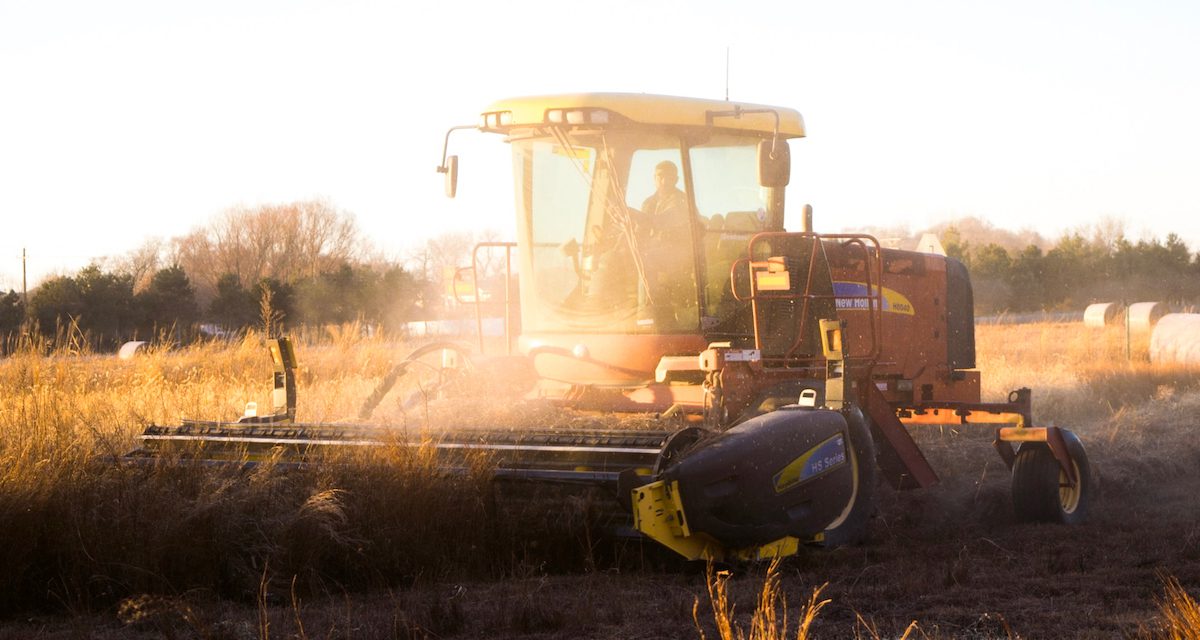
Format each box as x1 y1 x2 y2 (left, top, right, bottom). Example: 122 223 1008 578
1083 302 1121 327
118 341 147 360
1128 301 1167 333
1149 314 1200 365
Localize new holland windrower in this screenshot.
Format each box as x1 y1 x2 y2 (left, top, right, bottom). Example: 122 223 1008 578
133 94 1093 562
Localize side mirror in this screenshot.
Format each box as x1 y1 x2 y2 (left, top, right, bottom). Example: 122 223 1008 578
441 155 459 199
757 139 790 188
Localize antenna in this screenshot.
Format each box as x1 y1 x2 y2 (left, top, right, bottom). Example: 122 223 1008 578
724 47 730 101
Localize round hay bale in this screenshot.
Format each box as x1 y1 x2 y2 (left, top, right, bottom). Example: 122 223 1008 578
118 341 147 360
1128 301 1167 333
1149 314 1200 365
1083 302 1122 327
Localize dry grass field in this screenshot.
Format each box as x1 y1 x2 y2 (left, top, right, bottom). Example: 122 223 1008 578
1 322 1199 638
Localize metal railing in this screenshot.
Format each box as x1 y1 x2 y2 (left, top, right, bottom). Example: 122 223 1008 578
730 232 884 369
452 241 518 355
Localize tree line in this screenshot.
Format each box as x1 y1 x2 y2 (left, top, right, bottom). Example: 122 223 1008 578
5 203 1199 350
0 261 430 352
943 224 1200 314
0 200 484 352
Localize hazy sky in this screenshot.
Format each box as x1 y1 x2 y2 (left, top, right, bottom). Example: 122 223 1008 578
2 0 1198 290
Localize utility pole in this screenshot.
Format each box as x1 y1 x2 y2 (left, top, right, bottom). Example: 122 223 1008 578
22 248 28 321
724 47 730 101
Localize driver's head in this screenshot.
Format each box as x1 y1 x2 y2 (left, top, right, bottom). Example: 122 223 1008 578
654 161 679 192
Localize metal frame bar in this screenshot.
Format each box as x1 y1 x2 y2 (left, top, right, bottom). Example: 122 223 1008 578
452 242 518 355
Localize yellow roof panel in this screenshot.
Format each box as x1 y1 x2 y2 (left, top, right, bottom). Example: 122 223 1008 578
483 93 805 138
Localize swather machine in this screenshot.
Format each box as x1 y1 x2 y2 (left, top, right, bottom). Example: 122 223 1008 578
137 94 1093 562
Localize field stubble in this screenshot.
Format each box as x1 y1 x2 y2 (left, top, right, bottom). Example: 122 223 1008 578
0 323 1199 638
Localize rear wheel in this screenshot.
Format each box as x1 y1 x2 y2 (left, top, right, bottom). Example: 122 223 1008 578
1011 430 1092 524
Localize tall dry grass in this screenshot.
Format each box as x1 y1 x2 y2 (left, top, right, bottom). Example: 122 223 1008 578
974 322 1200 425
1158 575 1200 640
4 318 1200 629
695 560 832 640
0 327 609 616
695 559 921 640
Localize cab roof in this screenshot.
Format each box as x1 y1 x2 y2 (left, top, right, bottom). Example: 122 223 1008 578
481 93 805 138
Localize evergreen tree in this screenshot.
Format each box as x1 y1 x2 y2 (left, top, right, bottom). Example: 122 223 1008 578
0 290 24 339
137 265 200 341
29 275 84 339
75 266 137 347
208 273 258 331
1006 245 1046 311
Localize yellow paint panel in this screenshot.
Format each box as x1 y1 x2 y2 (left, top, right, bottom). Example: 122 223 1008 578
998 426 1048 442
734 537 801 562
755 271 791 291
631 480 722 562
901 410 1024 428
552 145 593 172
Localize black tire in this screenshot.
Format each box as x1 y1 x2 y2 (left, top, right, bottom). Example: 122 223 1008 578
1011 430 1092 524
820 407 877 546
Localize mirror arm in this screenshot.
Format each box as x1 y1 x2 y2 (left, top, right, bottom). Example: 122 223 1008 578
437 124 477 173
705 107 782 157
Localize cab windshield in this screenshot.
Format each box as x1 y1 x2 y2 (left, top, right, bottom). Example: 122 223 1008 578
511 128 768 336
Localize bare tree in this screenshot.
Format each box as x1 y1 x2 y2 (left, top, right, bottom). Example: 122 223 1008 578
108 237 165 293
1089 216 1127 252
171 198 362 300
171 228 221 299
407 231 477 285
406 229 511 312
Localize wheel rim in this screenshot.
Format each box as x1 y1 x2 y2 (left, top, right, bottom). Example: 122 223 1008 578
1058 461 1082 514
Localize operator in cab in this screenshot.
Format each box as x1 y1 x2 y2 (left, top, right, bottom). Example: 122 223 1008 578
637 160 698 327
641 160 688 221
